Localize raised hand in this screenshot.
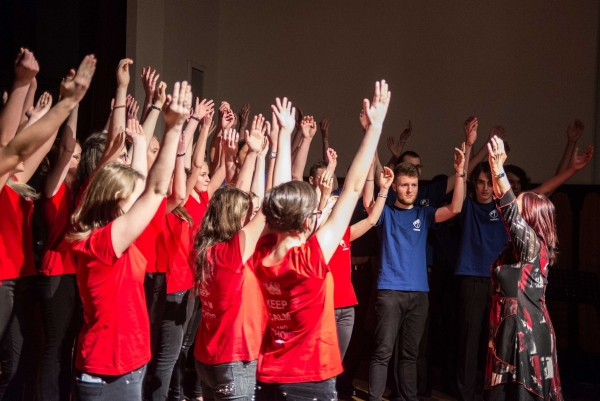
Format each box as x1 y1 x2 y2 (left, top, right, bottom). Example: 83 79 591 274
300 116 317 139
239 103 250 130
125 118 145 141
363 80 391 128
326 148 338 172
266 112 279 149
154 82 167 108
60 55 97 103
245 114 268 152
359 109 369 131
567 119 584 143
26 92 52 120
193 98 215 121
454 142 466 174
318 169 334 198
570 145 594 170
379 166 394 190
141 67 159 99
319 117 331 139
220 107 236 130
163 81 192 128
116 58 133 88
487 136 507 173
295 107 304 130
271 97 296 133
222 128 239 158
400 120 412 143
126 95 139 121
14 48 39 84
488 125 506 141
386 137 402 158
463 117 478 146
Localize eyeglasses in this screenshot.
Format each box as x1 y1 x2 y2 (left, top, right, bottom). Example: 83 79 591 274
311 210 323 234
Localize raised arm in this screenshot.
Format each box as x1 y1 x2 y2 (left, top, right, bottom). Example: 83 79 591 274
316 148 337 212
271 98 296 186
319 117 331 161
139 66 159 124
186 110 213 198
108 59 133 144
386 120 411 169
224 128 240 185
45 104 79 197
238 103 250 134
265 113 279 191
317 80 390 263
556 120 583 175
434 144 465 223
468 123 504 176
17 78 37 131
351 166 393 241
251 132 268 205
362 156 376 212
124 119 148 176
209 104 236 175
111 81 190 257
445 117 477 194
167 131 187 212
532 145 594 196
141 82 166 147
237 115 267 193
488 135 540 262
291 115 317 181
0 55 95 179
0 49 39 146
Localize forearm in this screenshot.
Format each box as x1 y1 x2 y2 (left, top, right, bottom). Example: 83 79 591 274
533 166 577 196
345 124 383 194
20 79 36 125
108 87 127 143
291 137 312 181
367 189 388 225
0 84 30 147
491 167 511 197
141 107 161 147
449 172 466 213
322 136 329 161
386 154 399 170
273 128 293 186
362 161 375 210
171 154 187 205
45 106 79 195
130 136 148 175
556 140 577 175
236 152 258 193
266 154 276 192
251 156 266 201
374 150 384 185
208 128 223 175
148 124 181 195
140 94 153 124
468 143 488 175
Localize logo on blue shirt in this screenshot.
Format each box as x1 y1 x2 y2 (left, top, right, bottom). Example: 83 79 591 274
489 210 499 220
420 199 430 206
413 219 421 231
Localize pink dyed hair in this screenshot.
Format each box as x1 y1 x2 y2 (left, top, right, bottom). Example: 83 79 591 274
520 192 558 265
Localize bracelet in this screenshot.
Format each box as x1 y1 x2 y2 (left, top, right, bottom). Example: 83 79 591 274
177 153 186 157
494 172 506 179
378 193 388 198
150 105 162 112
189 116 201 122
112 104 126 110
456 170 466 178
270 151 277 159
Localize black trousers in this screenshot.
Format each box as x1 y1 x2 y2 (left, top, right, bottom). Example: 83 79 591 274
335 306 355 360
0 277 34 401
256 379 337 401
336 262 374 393
368 290 428 401
456 276 491 401
37 274 84 401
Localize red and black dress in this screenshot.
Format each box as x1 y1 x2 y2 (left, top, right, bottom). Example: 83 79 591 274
484 189 562 401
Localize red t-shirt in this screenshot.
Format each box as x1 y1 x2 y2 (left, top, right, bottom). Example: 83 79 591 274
40 182 76 276
71 222 150 375
135 198 168 273
194 232 266 365
75 176 91 208
0 179 36 280
185 191 209 242
165 213 194 294
252 234 342 383
328 227 357 308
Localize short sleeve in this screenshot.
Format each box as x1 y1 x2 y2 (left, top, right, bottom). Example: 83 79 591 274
210 232 243 273
375 204 389 227
42 182 66 223
88 223 118 266
299 235 328 279
425 206 438 229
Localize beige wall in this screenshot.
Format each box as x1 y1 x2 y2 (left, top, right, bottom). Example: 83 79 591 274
129 0 599 183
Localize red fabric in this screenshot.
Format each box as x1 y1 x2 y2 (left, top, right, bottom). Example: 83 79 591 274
194 232 266 364
40 182 76 276
0 179 36 280
165 213 194 294
75 176 90 208
185 192 209 242
71 222 150 375
135 198 168 273
328 227 357 308
252 234 342 383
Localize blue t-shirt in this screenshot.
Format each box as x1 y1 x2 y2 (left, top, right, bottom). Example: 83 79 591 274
454 196 509 277
376 204 437 292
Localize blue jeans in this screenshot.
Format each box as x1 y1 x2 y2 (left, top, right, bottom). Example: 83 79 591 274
195 359 257 401
256 379 338 401
73 365 147 401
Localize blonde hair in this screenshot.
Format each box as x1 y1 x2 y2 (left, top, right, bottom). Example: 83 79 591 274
194 186 251 284
7 179 39 200
68 162 145 241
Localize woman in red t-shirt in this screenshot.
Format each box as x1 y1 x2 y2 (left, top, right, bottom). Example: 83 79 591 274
0 54 95 400
68 83 190 401
252 84 390 401
193 115 270 401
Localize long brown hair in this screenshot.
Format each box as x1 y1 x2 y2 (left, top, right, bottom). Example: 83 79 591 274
72 132 106 200
520 192 558 265
68 162 145 241
194 186 251 284
262 181 317 233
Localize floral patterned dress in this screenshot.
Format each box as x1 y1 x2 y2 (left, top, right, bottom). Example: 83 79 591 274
483 189 563 401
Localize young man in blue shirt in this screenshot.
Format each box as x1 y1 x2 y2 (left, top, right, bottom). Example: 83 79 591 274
366 147 466 401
